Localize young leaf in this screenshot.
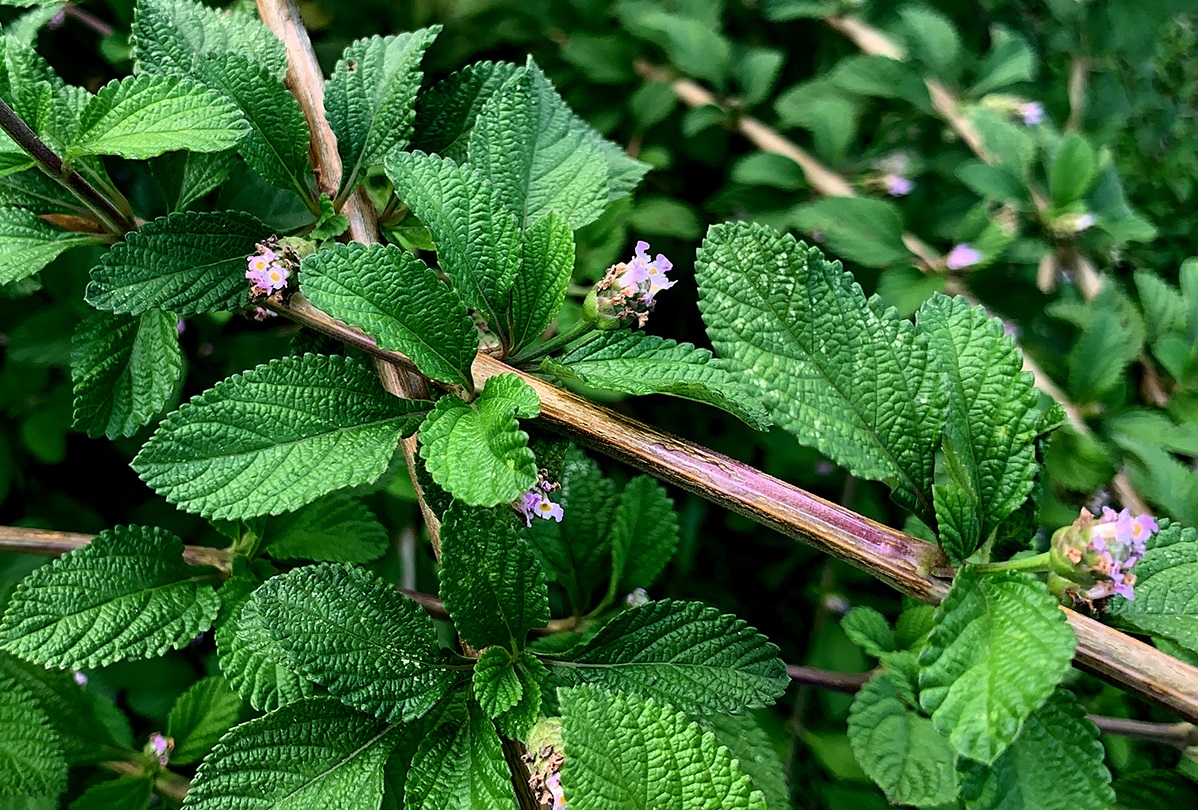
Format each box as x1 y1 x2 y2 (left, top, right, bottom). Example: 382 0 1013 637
166 676 243 765
789 197 914 269
1048 132 1097 207
152 149 237 212
192 54 312 200
560 685 767 810
185 697 396 810
539 330 771 429
411 60 523 158
439 502 550 650
697 222 944 521
418 374 539 507
133 354 430 521
841 606 896 659
609 475 679 593
86 209 267 316
71 309 183 440
68 75 247 160
301 242 477 388
404 697 513 810
0 675 67 800
919 568 1076 763
546 599 788 714
246 563 461 722
960 689 1114 810
0 525 221 670
472 646 522 718
384 151 521 331
493 653 545 739
326 28 441 195
507 211 574 355
131 0 286 79
1109 521 1198 655
467 64 608 229
0 206 103 285
68 776 152 810
847 672 958 806
263 493 389 563
697 712 789 810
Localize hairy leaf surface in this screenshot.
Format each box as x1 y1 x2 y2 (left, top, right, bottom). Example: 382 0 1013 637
263 493 389 563
131 0 286 79
610 475 679 593
167 677 243 765
471 646 522 718
507 211 573 354
0 676 66 800
412 61 523 158
404 698 512 810
0 206 102 285
1110 521 1198 655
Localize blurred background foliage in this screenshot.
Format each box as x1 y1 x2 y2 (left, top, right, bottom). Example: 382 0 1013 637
2 0 1197 806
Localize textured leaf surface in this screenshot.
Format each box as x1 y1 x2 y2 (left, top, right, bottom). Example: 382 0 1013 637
439 503 550 650
918 296 1042 560
610 475 679 593
326 29 440 194
1110 522 1198 654
153 149 237 212
71 309 183 439
0 676 66 799
493 654 544 739
133 354 430 521
548 599 787 714
472 646 522 718
0 525 221 669
419 374 539 507
841 606 896 659
960 689 1114 810
0 206 102 285
192 55 311 199
696 222 944 520
263 493 389 563
698 713 789 810
467 65 607 229
301 243 476 388
542 330 770 429
69 75 246 160
184 697 395 810
87 210 266 315
412 60 522 158
167 677 243 765
68 776 152 810
507 211 573 354
404 698 512 810
131 0 286 79
560 686 766 810
384 151 521 329
919 568 1075 763
847 672 958 806
246 564 461 722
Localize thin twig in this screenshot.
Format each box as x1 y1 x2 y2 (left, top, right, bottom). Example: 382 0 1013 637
62 4 116 38
0 527 231 575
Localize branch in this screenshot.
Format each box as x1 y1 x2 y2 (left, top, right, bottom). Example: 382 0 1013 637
0 527 231 575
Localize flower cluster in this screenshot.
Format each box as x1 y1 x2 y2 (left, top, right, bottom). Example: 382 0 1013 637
245 238 296 299
1049 507 1158 601
514 473 564 527
146 732 173 767
946 243 982 270
882 173 914 197
1019 101 1045 126
584 240 675 329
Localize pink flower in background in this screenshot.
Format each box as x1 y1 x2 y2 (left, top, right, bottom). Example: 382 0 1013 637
1020 101 1045 126
883 173 914 197
147 732 172 766
946 244 982 270
73 671 88 688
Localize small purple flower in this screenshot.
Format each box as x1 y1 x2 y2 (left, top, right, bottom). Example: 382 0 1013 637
1049 507 1159 601
1075 213 1095 232
73 671 88 688
514 475 564 527
545 772 567 809
946 243 982 271
1020 102 1045 126
48 10 66 29
585 240 675 329
626 588 650 607
176 319 186 335
147 732 172 766
883 173 913 197
245 242 291 298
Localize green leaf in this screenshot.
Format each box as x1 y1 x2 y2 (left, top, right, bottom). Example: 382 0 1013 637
540 330 771 429
972 27 1037 95
472 646 522 718
933 482 982 564
847 672 958 806
960 689 1114 810
246 563 461 722
418 374 539 507
1048 132 1097 207
439 502 550 650
493 653 545 739
166 676 243 765
1115 771 1198 810
0 525 221 670
216 575 318 713
86 210 266 316
300 242 477 388
609 475 679 593
919 568 1076 763
617 8 731 87
67 776 151 810
899 6 961 79
133 354 430 521
506 212 574 355
697 712 789 810
560 685 767 810
1133 270 1187 343
385 151 521 332
412 61 523 158
0 676 66 799
841 607 896 659
697 222 944 522
185 697 396 810
790 197 913 269
467 64 608 230
131 0 286 79
263 493 389 563
1109 522 1198 655
0 207 103 285
192 54 311 200
326 29 440 195
71 309 183 440
68 75 247 160
828 55 931 108
917 296 1042 560
404 697 513 810
547 599 787 714
152 150 237 212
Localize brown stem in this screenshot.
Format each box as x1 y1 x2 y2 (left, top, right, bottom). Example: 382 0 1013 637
502 736 543 810
786 664 871 694
0 98 133 234
0 527 231 576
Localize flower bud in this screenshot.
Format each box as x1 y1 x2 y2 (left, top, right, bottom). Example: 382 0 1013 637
1049 507 1157 601
582 240 675 330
